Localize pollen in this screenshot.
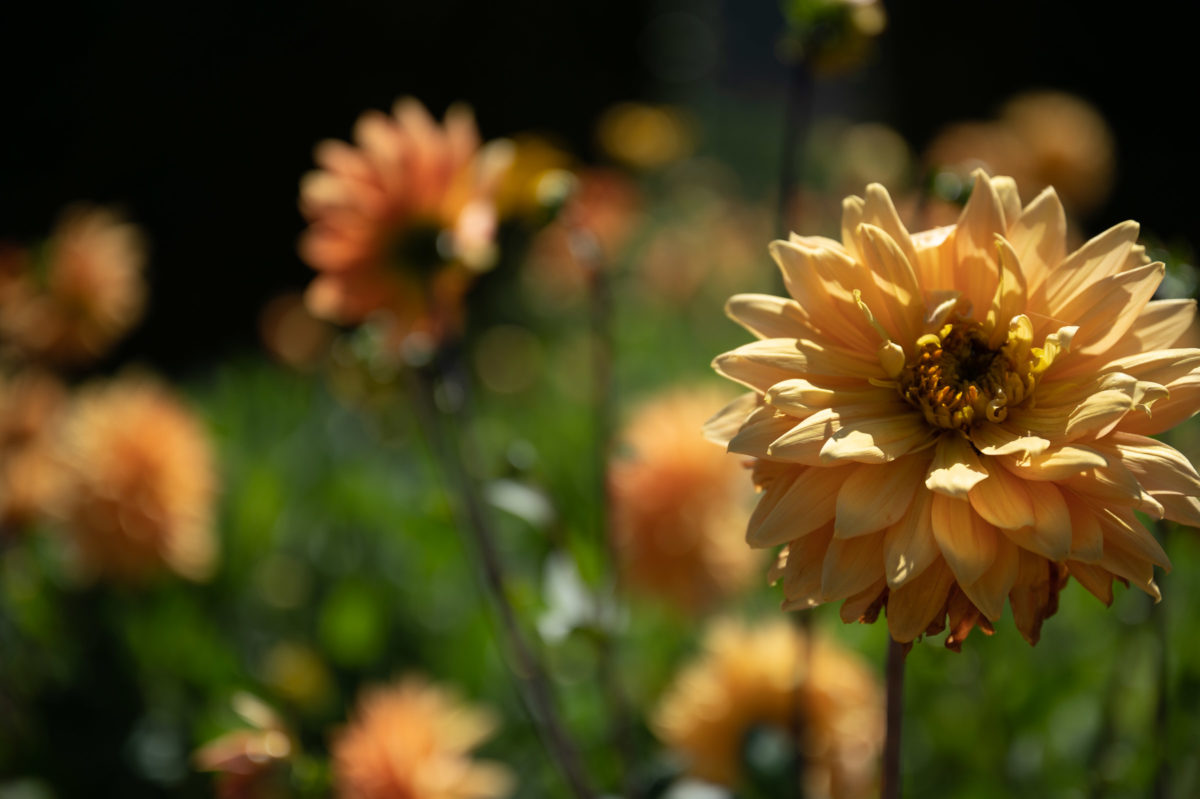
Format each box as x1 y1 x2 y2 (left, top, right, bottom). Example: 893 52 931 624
899 321 1034 431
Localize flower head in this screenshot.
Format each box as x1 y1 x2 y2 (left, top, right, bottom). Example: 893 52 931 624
0 370 67 531
54 377 217 583
611 388 761 613
299 98 513 341
194 693 293 799
330 675 513 799
0 205 146 366
710 171 1200 647
652 617 883 796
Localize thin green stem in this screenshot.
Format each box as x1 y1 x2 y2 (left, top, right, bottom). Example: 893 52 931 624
406 365 597 799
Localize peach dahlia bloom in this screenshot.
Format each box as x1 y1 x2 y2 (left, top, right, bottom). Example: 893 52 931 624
55 377 217 583
299 98 513 337
709 170 1200 648
330 676 513 799
652 617 883 796
611 388 760 613
0 205 146 366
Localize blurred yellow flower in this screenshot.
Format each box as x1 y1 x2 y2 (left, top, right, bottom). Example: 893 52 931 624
710 171 1200 647
0 370 67 532
330 675 513 799
596 102 695 170
611 388 760 613
653 617 883 796
0 205 146 366
54 377 217 583
299 98 513 341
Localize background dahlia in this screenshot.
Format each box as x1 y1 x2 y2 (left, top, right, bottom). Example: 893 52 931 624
54 377 218 583
710 170 1200 647
652 617 883 797
299 98 513 339
0 205 146 367
610 387 761 613
330 676 513 799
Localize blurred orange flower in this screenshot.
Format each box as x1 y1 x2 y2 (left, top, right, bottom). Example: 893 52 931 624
195 693 293 799
0 205 146 366
610 388 760 613
653 617 883 796
330 675 513 799
299 98 513 342
710 172 1200 647
0 370 67 532
54 377 217 583
523 168 641 306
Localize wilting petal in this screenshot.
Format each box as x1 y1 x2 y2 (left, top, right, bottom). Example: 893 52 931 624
886 558 956 643
1009 549 1065 645
1068 561 1114 605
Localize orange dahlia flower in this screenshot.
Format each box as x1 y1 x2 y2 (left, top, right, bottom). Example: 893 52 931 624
299 98 513 339
0 370 67 531
0 205 146 366
611 388 761 613
55 377 217 583
652 617 883 796
330 676 513 799
709 170 1200 648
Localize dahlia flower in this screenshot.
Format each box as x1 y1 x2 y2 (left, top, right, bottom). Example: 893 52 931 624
611 388 760 613
0 370 67 531
330 676 513 799
54 377 217 583
652 617 883 796
709 171 1200 647
0 205 146 366
299 98 513 339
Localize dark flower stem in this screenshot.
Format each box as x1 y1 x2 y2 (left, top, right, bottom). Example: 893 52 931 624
882 638 905 799
406 365 597 799
574 226 638 798
1154 519 1170 799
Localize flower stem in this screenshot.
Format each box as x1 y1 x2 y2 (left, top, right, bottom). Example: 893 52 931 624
1154 519 1170 799
882 638 905 799
406 364 597 799
575 225 638 798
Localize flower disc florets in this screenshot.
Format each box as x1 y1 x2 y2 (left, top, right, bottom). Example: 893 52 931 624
709 169 1200 649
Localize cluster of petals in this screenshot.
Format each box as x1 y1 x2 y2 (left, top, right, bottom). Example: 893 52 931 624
0 205 146 366
0 370 67 531
299 98 513 336
610 388 760 613
709 170 1200 647
330 675 513 799
652 617 882 795
54 377 218 583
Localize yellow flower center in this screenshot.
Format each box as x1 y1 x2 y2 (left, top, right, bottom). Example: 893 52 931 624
899 321 1035 431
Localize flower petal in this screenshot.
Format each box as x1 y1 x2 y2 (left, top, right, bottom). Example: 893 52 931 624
835 457 925 538
931 493 997 586
1048 262 1164 356
703 392 759 446
883 488 939 588
1038 220 1147 314
1009 550 1065 645
968 457 1036 530
725 293 812 340
1007 187 1067 297
822 531 885 601
886 558 956 643
1003 480 1072 561
746 465 853 548
960 534 1019 621
779 525 836 610
819 413 937 464
925 433 989 498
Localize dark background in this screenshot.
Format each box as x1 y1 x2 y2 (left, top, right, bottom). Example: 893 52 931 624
1 0 1195 374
